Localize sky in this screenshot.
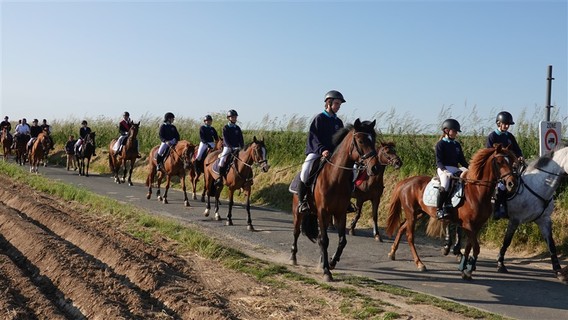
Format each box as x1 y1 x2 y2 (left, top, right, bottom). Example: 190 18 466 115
1 0 567 133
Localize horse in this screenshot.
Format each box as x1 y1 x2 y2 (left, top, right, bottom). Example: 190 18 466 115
14 134 30 166
347 141 403 241
385 145 518 280
289 119 380 282
1 127 12 161
145 140 195 206
189 138 223 202
109 122 140 186
76 132 96 177
202 136 269 230
28 132 51 173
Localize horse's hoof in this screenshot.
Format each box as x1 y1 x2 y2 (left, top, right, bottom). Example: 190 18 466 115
442 246 450 256
556 271 567 283
184 200 190 207
323 274 333 282
163 199 168 204
203 209 210 217
418 264 427 272
192 194 197 200
146 194 151 200
215 215 221 221
247 225 254 231
157 196 163 201
462 270 473 280
388 252 396 261
289 258 297 266
375 234 383 242
497 265 508 273
348 228 355 236
200 197 205 203
128 182 133 186
455 253 463 262
226 220 233 226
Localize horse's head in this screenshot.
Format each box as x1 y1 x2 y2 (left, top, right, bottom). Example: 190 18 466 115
250 136 269 173
336 119 378 173
86 132 96 145
38 132 51 151
179 141 195 169
469 144 517 193
130 122 140 138
376 142 403 170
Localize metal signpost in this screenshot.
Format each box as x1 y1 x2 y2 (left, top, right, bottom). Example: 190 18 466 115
539 65 560 156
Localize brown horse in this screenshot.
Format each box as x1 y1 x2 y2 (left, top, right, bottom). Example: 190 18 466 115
289 119 380 282
76 132 96 177
146 140 195 206
348 141 403 241
28 132 51 173
109 122 140 186
202 136 269 230
14 134 30 166
1 127 12 161
189 138 223 202
385 145 518 280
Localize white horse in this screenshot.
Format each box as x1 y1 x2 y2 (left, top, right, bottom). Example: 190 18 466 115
497 146 568 283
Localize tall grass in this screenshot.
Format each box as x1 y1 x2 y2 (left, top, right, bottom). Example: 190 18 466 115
43 105 568 254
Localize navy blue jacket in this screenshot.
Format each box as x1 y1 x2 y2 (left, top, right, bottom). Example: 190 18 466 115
159 122 180 142
486 130 523 158
30 125 43 138
222 123 244 149
199 125 219 144
305 111 344 155
435 138 469 170
79 126 92 140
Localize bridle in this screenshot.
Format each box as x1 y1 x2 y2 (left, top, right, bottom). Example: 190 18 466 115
377 145 400 166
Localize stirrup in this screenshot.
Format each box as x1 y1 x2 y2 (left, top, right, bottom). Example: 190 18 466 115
298 201 310 214
347 202 357 213
437 209 449 220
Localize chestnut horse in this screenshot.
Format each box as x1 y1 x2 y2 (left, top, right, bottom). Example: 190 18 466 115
28 132 51 173
189 138 223 202
385 145 518 280
76 132 96 177
348 141 403 241
202 136 269 230
109 122 140 186
146 140 195 206
289 119 380 282
1 127 12 161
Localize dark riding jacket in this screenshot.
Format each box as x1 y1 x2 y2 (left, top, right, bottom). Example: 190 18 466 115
200 125 219 144
79 127 92 140
30 125 43 138
119 119 133 135
222 123 244 149
435 138 469 171
0 120 11 132
159 122 180 142
486 130 523 158
305 111 344 155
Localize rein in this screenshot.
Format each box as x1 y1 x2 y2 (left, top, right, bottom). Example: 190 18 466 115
457 153 515 188
230 144 268 182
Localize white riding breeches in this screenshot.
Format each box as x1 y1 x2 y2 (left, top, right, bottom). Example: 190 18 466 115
196 141 215 161
300 153 320 184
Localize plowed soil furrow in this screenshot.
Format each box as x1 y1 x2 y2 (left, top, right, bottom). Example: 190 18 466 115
0 203 175 319
0 181 233 320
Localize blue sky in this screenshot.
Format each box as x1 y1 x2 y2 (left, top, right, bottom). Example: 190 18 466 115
1 0 566 133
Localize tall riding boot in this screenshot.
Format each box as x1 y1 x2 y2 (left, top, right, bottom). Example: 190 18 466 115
156 154 164 171
436 188 449 220
297 182 310 214
493 188 508 220
215 166 226 187
194 159 203 174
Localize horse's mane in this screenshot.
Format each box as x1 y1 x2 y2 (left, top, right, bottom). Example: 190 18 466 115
332 120 377 147
467 147 501 180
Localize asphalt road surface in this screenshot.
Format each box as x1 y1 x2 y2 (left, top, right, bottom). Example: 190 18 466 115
38 165 567 320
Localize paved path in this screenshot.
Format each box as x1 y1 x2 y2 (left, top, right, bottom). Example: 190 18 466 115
40 165 567 319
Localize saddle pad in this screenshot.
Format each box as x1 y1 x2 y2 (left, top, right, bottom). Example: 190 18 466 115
422 179 464 208
212 158 221 175
289 173 301 194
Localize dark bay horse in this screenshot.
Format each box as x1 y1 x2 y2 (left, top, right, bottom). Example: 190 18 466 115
289 119 379 282
1 127 12 161
109 122 140 186
189 138 223 202
385 145 518 280
14 134 30 166
202 136 269 230
76 132 96 177
348 141 403 241
145 140 195 206
28 132 51 173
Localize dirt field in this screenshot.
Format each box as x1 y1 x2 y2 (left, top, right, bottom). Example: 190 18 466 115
0 174 478 320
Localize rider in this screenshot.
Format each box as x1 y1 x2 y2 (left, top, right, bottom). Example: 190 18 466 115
74 120 96 156
195 114 220 173
0 116 11 136
215 109 244 187
486 111 524 220
13 118 31 149
113 111 141 158
297 90 348 214
435 118 469 220
40 119 55 150
27 119 43 150
156 112 180 171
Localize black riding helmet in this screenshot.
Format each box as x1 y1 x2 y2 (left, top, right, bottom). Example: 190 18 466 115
227 109 238 118
204 114 213 121
123 111 130 117
442 118 461 132
164 112 175 122
324 90 346 103
496 111 515 125
81 120 87 125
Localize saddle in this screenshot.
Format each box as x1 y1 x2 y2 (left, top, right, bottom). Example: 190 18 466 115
212 149 239 175
422 173 465 208
288 157 324 194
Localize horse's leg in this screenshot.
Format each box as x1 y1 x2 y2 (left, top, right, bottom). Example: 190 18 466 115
347 197 362 236
191 172 198 200
290 195 301 265
535 217 563 279
203 179 212 216
371 195 383 242
318 218 333 282
329 213 347 270
156 172 163 201
496 219 519 273
128 160 134 186
121 159 127 183
404 217 426 271
85 158 90 177
214 186 221 221
146 171 154 200
458 228 476 280
226 189 234 226
162 175 171 204
388 220 408 261
181 175 190 207
245 188 253 231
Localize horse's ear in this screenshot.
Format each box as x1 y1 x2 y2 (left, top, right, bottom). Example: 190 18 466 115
494 143 502 152
354 118 361 127
253 136 258 143
137 121 140 126
371 119 376 128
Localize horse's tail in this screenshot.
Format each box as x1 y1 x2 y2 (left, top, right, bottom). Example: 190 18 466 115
426 216 445 238
385 183 403 237
108 153 114 171
301 213 319 243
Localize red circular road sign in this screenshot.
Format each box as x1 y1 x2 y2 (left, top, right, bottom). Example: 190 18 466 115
544 128 559 151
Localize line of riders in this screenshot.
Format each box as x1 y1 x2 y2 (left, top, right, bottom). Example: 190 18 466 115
0 116 55 155
1 92 523 221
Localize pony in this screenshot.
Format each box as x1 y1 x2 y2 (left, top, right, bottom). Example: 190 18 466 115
76 132 96 177
493 146 568 283
14 134 30 166
347 141 403 241
385 145 518 280
189 138 223 202
289 119 380 282
146 140 195 206
202 136 269 230
28 132 51 173
1 127 12 161
109 122 140 186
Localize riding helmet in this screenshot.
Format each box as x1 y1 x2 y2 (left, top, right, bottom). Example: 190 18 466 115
324 90 346 103
204 114 213 121
442 118 461 132
164 112 175 122
227 109 238 118
81 120 88 125
496 111 515 125
123 111 130 117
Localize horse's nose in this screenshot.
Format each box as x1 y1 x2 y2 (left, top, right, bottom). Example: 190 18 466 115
262 163 270 173
394 160 403 169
